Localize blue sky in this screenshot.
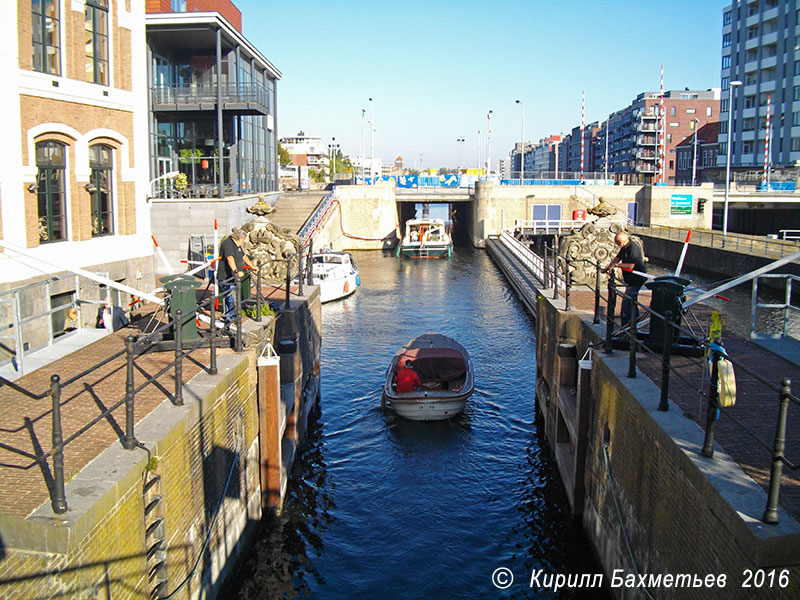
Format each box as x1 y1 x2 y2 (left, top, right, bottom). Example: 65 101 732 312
239 1 729 169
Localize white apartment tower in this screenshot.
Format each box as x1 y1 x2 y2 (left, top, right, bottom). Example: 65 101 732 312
719 0 799 173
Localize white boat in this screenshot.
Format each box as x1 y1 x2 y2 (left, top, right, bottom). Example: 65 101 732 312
397 218 452 259
310 251 360 303
382 332 474 421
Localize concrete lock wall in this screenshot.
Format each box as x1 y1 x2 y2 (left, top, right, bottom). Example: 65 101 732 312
534 296 800 599
471 182 712 247
311 183 399 252
0 354 260 599
149 193 281 274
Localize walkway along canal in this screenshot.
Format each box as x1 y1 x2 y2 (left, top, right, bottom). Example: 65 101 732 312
229 248 607 599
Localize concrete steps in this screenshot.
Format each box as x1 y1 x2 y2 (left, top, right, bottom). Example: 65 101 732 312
269 192 327 234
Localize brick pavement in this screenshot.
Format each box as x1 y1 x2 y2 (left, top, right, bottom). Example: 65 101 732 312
0 281 294 520
0 312 248 519
564 287 800 522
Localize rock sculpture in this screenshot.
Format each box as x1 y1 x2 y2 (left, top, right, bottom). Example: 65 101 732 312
558 221 643 286
234 199 302 282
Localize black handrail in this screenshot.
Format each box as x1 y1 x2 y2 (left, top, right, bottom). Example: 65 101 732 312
532 244 799 525
0 275 255 515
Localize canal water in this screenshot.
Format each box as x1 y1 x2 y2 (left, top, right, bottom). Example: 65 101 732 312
229 247 607 599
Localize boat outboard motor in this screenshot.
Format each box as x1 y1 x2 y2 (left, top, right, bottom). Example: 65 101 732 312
645 276 691 351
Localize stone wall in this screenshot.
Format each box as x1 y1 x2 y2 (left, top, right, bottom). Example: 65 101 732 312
149 192 281 274
0 352 261 599
311 183 399 252
533 296 800 599
471 182 713 248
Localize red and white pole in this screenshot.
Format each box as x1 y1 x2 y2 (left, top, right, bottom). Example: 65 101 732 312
580 90 585 180
763 95 771 190
658 64 665 184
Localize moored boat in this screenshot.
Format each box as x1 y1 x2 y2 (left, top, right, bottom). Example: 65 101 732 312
310 251 360 303
397 218 452 259
382 332 474 420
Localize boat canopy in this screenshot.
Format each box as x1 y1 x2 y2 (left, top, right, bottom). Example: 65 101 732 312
394 347 467 382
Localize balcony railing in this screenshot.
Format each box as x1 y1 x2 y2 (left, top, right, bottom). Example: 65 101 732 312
151 83 269 114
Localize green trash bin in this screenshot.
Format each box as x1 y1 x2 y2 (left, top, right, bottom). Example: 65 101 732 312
162 274 202 342
644 276 690 349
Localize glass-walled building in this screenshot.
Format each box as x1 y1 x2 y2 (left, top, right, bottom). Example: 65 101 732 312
146 10 281 198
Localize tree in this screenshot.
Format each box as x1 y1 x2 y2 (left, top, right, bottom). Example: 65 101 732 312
278 142 292 167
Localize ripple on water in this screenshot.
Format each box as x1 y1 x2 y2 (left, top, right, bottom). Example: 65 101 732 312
230 248 607 599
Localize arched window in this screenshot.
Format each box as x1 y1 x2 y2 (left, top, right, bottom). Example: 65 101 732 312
85 0 109 85
36 141 67 243
89 144 114 236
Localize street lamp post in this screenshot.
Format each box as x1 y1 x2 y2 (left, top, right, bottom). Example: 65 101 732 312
328 138 339 183
692 117 700 186
360 108 365 182
723 80 742 244
486 110 493 175
515 100 525 183
369 97 374 180
456 137 465 173
476 129 481 173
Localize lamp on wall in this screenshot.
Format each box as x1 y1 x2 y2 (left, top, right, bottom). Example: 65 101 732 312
85 183 97 193
27 183 38 193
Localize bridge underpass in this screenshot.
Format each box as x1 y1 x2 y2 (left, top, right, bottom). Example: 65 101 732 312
395 188 474 245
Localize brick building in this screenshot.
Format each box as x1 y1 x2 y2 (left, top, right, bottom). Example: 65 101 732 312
0 2 152 313
606 89 721 184
675 122 721 185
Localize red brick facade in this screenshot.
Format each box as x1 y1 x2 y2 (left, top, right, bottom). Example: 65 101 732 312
146 0 243 32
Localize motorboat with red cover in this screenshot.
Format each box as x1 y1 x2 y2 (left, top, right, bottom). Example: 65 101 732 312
382 332 474 420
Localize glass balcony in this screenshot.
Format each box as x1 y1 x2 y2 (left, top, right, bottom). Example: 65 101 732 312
151 82 269 115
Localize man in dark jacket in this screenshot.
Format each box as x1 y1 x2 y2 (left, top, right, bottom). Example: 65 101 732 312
602 232 647 330
96 297 130 332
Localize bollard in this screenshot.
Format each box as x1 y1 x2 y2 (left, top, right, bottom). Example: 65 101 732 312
658 311 673 411
701 350 720 457
209 279 218 375
235 277 243 352
605 277 616 354
763 378 791 524
122 335 138 449
50 374 68 514
593 261 601 325
173 309 184 406
256 260 263 322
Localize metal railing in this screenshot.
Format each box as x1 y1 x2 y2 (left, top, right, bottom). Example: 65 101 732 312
151 82 269 110
631 223 800 259
0 273 113 377
298 191 335 245
751 274 800 341
497 232 799 524
0 276 250 514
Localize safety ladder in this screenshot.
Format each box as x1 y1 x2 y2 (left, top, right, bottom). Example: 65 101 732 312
419 244 429 259
143 466 168 599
